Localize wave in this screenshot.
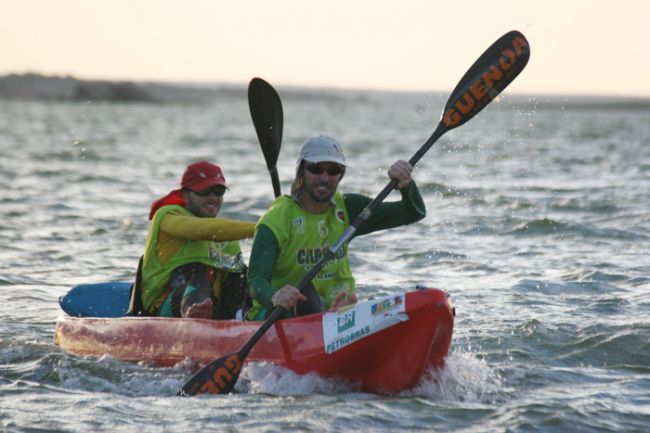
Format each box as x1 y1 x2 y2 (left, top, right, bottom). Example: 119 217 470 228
512 278 623 295
555 323 650 369
508 218 647 240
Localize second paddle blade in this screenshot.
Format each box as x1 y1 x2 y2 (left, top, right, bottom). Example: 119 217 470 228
248 77 283 169
177 352 243 396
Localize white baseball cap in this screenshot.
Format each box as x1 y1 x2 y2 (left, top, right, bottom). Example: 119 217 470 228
297 135 347 167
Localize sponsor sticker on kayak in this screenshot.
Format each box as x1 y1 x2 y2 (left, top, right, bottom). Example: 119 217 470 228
322 293 408 354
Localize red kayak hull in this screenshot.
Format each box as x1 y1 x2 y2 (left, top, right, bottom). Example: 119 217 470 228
54 288 454 393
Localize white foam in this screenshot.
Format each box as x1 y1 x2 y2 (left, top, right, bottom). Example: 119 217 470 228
404 349 506 402
238 361 360 395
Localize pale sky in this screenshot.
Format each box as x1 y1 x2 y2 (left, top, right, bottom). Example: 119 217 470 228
2 0 649 97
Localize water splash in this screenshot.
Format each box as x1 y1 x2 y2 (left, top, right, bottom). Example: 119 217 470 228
406 349 506 403
238 362 359 395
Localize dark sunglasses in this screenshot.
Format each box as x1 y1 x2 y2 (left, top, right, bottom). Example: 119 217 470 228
305 163 344 176
193 185 226 197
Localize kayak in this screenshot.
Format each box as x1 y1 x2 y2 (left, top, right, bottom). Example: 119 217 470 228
54 286 454 393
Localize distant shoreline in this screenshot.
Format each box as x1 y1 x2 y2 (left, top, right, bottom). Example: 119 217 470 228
1 73 649 110
0 73 244 104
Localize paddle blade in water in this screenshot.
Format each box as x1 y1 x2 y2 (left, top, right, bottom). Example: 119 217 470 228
441 30 530 130
177 352 243 396
248 77 283 169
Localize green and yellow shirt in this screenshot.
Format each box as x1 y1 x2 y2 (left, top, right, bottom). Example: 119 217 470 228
141 205 255 313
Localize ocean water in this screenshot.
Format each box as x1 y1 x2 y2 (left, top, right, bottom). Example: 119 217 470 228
0 87 649 433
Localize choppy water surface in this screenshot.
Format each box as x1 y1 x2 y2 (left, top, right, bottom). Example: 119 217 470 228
1 89 649 433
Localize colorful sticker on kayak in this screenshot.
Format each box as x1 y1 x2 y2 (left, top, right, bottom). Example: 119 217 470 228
322 293 407 354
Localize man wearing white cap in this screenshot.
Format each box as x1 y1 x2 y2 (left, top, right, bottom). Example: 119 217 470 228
140 161 255 319
246 135 425 320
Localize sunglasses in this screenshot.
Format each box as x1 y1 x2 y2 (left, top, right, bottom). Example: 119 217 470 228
304 163 344 176
194 185 226 197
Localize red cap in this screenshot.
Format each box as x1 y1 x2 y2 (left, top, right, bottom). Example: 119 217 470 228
180 161 227 192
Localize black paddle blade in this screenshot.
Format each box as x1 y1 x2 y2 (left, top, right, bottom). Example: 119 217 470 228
177 352 243 396
248 77 283 169
441 30 530 130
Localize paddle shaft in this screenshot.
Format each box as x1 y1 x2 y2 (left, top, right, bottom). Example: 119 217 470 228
268 165 281 198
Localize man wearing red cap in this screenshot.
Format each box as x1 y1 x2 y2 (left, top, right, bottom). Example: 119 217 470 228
139 161 255 319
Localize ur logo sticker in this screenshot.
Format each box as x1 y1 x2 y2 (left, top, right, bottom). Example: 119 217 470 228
337 310 355 332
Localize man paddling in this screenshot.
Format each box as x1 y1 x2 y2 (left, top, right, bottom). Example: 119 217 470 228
246 135 426 320
140 161 255 319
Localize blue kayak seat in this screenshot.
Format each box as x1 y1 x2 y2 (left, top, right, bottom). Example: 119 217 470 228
59 281 131 317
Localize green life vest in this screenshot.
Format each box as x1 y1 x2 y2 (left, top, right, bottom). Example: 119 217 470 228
248 192 355 319
141 205 245 313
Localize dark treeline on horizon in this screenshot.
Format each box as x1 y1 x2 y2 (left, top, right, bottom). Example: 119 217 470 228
1 72 649 110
